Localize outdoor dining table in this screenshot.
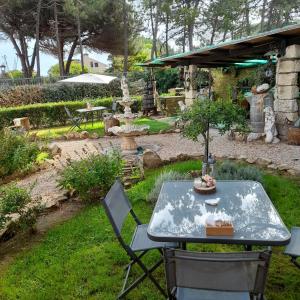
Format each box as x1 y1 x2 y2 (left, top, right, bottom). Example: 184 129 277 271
147 180 291 249
76 106 107 126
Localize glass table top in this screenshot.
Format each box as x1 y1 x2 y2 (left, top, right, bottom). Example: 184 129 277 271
147 180 290 246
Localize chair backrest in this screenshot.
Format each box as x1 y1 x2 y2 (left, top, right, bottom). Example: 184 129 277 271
102 180 133 237
164 249 271 297
111 100 117 112
64 106 72 118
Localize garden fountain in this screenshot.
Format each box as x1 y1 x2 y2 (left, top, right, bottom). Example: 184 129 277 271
108 77 149 153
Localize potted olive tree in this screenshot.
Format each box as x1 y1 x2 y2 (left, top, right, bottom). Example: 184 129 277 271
180 99 249 176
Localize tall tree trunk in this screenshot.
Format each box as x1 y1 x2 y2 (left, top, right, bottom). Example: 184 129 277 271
35 0 42 78
165 11 169 56
53 0 64 76
9 34 28 77
76 0 84 74
260 0 267 32
123 0 128 77
244 0 251 35
266 0 275 30
150 0 160 60
65 37 78 75
188 23 194 51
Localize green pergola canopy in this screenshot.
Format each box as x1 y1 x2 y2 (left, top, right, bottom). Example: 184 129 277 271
141 24 300 68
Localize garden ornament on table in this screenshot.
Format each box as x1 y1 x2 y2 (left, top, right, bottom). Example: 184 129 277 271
264 106 280 144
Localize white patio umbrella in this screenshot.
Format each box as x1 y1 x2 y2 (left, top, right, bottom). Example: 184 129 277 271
58 73 117 84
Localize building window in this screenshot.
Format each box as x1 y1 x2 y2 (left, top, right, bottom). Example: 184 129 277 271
90 62 93 68
95 63 99 67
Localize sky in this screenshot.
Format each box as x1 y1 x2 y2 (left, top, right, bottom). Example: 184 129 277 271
0 38 109 76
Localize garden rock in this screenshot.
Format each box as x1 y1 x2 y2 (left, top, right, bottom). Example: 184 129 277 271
80 131 89 139
246 158 256 164
49 143 62 156
143 150 162 168
256 158 272 166
90 133 99 139
278 164 289 171
268 164 278 170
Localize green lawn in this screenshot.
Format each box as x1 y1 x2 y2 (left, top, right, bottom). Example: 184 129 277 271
32 118 172 140
0 161 300 299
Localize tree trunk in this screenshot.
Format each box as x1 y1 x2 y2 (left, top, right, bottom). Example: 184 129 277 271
123 0 128 77
35 0 42 78
165 11 169 56
266 0 275 30
53 0 64 76
260 0 267 32
65 37 78 75
8 34 28 77
244 0 251 35
188 22 194 51
150 0 160 60
76 1 84 74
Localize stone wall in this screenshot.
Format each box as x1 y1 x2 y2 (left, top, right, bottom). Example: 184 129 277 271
274 44 300 138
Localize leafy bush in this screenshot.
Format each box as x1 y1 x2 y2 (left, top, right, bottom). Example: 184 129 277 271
215 160 263 182
58 149 124 202
0 184 31 229
147 170 191 203
0 131 40 179
154 68 182 93
0 80 122 107
0 85 42 107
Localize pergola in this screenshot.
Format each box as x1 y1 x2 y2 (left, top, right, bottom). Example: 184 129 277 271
142 24 300 68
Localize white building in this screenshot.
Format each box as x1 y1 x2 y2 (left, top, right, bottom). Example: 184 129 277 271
74 54 108 74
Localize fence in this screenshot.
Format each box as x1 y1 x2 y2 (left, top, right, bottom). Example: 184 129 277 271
0 72 146 90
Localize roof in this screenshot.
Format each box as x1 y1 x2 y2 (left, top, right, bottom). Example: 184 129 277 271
141 24 300 68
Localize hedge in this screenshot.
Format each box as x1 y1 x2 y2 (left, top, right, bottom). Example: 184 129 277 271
0 80 122 107
0 97 142 129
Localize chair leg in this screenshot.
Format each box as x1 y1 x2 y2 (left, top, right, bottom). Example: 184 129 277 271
291 257 300 269
124 250 148 271
134 256 167 297
118 255 166 299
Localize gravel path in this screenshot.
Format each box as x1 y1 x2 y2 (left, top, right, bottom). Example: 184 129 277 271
15 131 300 208
56 130 300 170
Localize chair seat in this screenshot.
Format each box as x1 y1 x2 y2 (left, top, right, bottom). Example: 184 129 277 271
284 227 300 257
130 224 177 252
176 288 250 300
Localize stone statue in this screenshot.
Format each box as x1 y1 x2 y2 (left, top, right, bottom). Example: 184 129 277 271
121 76 131 103
264 106 280 144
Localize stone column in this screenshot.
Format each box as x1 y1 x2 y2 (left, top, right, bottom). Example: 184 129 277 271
184 65 198 106
274 45 300 139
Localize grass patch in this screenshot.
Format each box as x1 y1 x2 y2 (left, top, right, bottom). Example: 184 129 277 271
32 117 171 140
0 160 300 299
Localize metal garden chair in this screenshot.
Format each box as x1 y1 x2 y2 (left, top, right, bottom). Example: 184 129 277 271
103 100 118 118
164 248 272 300
284 227 300 268
102 180 178 299
64 106 83 132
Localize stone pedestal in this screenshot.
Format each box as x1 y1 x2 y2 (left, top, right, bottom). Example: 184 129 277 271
121 136 137 151
184 65 197 106
274 44 300 139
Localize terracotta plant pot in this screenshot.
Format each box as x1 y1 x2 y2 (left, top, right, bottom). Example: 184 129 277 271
288 127 300 145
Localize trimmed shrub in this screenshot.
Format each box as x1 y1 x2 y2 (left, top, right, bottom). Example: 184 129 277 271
0 80 122 107
0 85 42 107
147 170 191 203
0 97 142 129
58 149 123 202
215 160 263 182
0 184 31 229
0 130 40 179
